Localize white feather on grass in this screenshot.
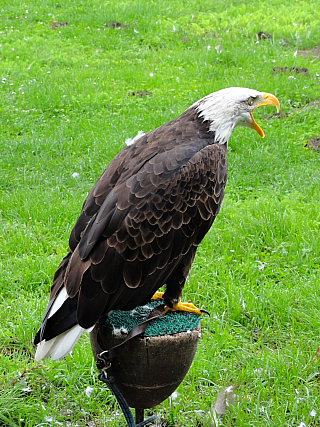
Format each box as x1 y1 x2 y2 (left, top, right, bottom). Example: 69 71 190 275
210 385 237 427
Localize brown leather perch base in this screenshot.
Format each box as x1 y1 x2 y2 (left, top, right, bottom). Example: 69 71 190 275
90 324 201 409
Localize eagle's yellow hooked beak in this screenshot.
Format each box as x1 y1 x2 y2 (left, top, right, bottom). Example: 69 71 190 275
250 93 280 138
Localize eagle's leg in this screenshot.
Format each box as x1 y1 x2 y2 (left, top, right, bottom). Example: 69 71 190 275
151 291 165 300
161 248 203 315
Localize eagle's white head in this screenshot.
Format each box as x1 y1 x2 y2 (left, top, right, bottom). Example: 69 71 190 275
193 87 280 144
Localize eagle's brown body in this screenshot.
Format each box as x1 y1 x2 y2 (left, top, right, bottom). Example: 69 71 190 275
34 87 279 360
35 108 227 345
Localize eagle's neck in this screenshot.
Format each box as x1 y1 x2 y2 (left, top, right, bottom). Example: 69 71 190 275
191 93 237 144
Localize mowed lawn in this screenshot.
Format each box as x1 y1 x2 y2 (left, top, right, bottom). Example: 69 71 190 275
1 0 320 425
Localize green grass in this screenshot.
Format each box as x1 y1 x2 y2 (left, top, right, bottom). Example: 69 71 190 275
1 0 320 425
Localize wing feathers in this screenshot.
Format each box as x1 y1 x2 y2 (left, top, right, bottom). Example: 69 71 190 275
65 247 91 298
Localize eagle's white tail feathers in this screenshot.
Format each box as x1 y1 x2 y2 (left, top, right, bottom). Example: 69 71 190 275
35 287 94 361
35 324 84 361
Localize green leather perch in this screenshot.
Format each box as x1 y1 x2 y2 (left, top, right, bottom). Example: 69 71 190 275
90 299 202 423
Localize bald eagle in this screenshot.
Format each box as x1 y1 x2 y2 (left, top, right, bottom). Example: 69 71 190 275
34 87 279 360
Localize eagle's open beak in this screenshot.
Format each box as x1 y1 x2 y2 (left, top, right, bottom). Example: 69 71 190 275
250 93 280 138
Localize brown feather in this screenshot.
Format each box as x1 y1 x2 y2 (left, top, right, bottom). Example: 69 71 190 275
123 259 143 288
64 247 91 298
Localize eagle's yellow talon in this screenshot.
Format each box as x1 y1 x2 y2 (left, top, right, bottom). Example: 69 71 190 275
181 302 197 308
164 301 203 315
151 291 164 300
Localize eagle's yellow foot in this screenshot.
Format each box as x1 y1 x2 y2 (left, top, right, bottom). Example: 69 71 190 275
151 291 164 300
164 301 204 316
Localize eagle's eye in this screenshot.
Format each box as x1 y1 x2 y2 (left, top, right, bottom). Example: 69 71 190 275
248 96 254 106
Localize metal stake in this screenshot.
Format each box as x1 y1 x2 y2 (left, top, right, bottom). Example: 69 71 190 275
98 372 156 427
135 408 144 424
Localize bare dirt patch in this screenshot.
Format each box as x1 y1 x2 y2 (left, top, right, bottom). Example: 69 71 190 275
261 111 292 121
106 21 129 28
298 46 320 59
305 137 320 151
257 31 271 40
52 19 69 29
272 66 309 76
127 90 152 97
304 100 320 109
